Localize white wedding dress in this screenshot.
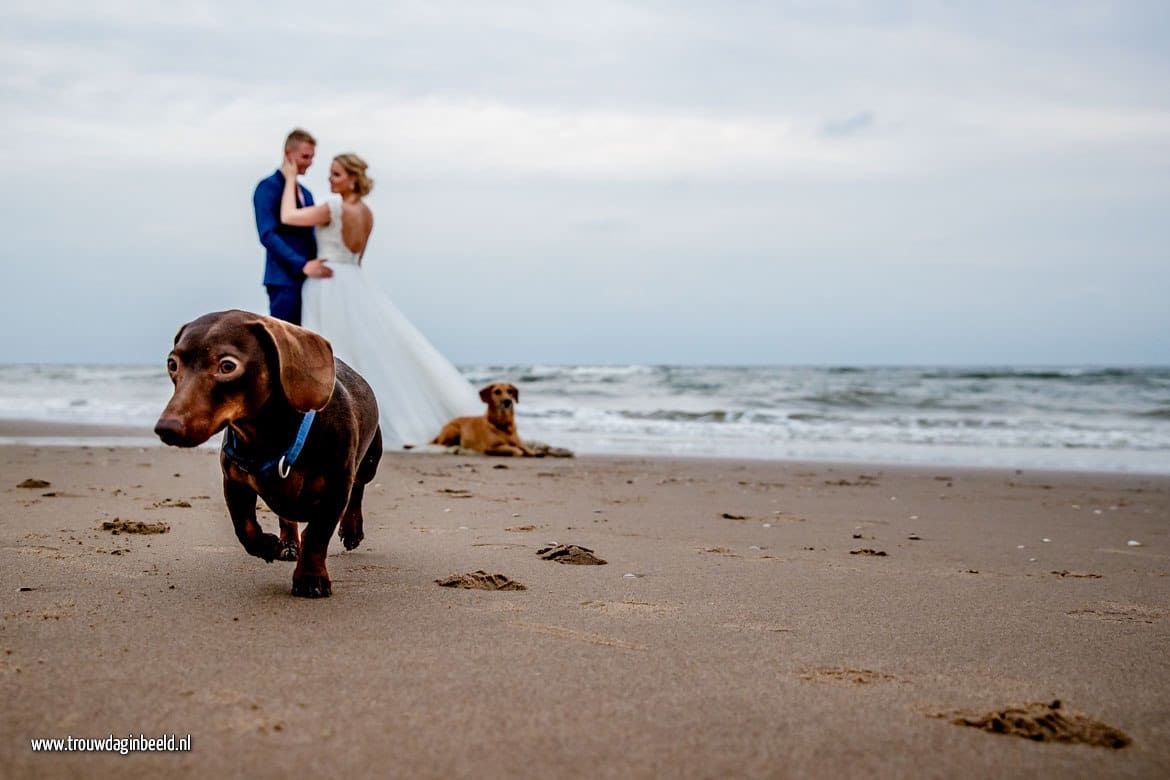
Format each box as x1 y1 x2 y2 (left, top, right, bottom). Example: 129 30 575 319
302 197 481 449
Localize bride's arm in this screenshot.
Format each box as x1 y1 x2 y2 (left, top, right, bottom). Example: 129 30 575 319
279 159 330 227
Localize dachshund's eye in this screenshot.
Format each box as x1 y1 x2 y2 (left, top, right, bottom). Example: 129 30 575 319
218 359 238 374
166 358 178 373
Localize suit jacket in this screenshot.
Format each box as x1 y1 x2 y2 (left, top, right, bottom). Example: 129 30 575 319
253 170 317 286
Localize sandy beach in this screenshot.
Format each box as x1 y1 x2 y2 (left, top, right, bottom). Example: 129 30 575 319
1 423 1168 778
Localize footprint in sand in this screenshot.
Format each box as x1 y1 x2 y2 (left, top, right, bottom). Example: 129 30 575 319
537 543 607 565
17 478 51 489
1066 602 1162 623
581 600 674 618
148 499 192 509
512 622 646 651
345 563 393 573
799 666 898 685
720 621 793 634
936 700 1130 749
435 571 527 591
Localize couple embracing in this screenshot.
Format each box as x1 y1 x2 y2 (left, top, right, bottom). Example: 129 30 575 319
253 128 479 449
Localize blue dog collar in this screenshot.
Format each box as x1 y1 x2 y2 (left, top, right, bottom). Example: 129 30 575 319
224 410 317 482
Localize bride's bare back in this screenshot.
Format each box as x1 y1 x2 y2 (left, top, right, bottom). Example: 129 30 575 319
340 201 374 257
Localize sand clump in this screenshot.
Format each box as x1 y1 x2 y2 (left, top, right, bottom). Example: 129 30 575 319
435 571 526 591
941 700 1131 749
100 519 171 535
537 543 608 565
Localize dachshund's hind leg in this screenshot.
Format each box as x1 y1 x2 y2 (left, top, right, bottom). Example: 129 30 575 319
277 517 300 561
338 483 366 552
339 427 382 551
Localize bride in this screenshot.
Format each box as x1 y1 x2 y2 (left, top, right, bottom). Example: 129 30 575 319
278 153 480 449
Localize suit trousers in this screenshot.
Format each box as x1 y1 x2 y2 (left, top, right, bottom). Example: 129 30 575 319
266 284 302 325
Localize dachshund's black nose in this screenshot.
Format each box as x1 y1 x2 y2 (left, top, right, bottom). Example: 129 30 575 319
154 417 189 447
501 399 513 409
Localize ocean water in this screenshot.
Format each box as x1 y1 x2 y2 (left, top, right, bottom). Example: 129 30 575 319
0 364 1168 473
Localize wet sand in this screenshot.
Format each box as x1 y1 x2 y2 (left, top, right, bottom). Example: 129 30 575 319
1 426 1168 778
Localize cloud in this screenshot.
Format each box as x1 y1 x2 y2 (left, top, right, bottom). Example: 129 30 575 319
0 56 900 180
3 1 1168 184
820 111 876 138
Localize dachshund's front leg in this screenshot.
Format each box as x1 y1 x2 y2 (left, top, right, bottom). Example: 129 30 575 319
291 493 349 598
292 517 340 598
224 479 282 562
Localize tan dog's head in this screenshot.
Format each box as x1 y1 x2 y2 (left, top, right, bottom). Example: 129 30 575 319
479 382 520 428
154 310 335 447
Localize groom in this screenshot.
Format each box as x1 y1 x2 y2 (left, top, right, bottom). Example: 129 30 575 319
252 128 332 325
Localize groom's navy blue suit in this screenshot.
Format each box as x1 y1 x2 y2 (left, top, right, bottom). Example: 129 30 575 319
253 170 316 325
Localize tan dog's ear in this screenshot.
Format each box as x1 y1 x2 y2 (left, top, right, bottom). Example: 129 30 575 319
254 318 335 412
172 323 188 346
507 384 519 403
479 384 494 403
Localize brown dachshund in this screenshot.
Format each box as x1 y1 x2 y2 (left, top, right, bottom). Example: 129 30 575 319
154 310 382 598
433 383 540 456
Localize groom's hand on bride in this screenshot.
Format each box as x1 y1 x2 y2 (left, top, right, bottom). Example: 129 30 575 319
304 259 333 278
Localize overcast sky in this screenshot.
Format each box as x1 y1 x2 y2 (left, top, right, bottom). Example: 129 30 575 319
1 1 1167 366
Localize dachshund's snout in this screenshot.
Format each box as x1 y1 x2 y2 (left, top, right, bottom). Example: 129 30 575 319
501 398 513 410
154 416 200 448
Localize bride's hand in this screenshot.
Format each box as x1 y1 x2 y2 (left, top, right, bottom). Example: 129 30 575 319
280 157 298 179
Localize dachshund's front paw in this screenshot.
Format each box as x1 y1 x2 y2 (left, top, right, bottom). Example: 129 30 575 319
246 533 283 563
291 574 332 598
277 542 299 562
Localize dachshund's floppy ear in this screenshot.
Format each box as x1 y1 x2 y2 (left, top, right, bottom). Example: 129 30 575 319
254 317 335 412
479 384 494 403
507 384 519 402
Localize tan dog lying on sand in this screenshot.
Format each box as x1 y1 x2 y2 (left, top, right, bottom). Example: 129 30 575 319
433 383 541 457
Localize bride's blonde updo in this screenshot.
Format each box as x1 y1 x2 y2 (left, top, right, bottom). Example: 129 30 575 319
334 153 374 197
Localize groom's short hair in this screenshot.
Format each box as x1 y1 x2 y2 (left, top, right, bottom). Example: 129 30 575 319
285 128 317 150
